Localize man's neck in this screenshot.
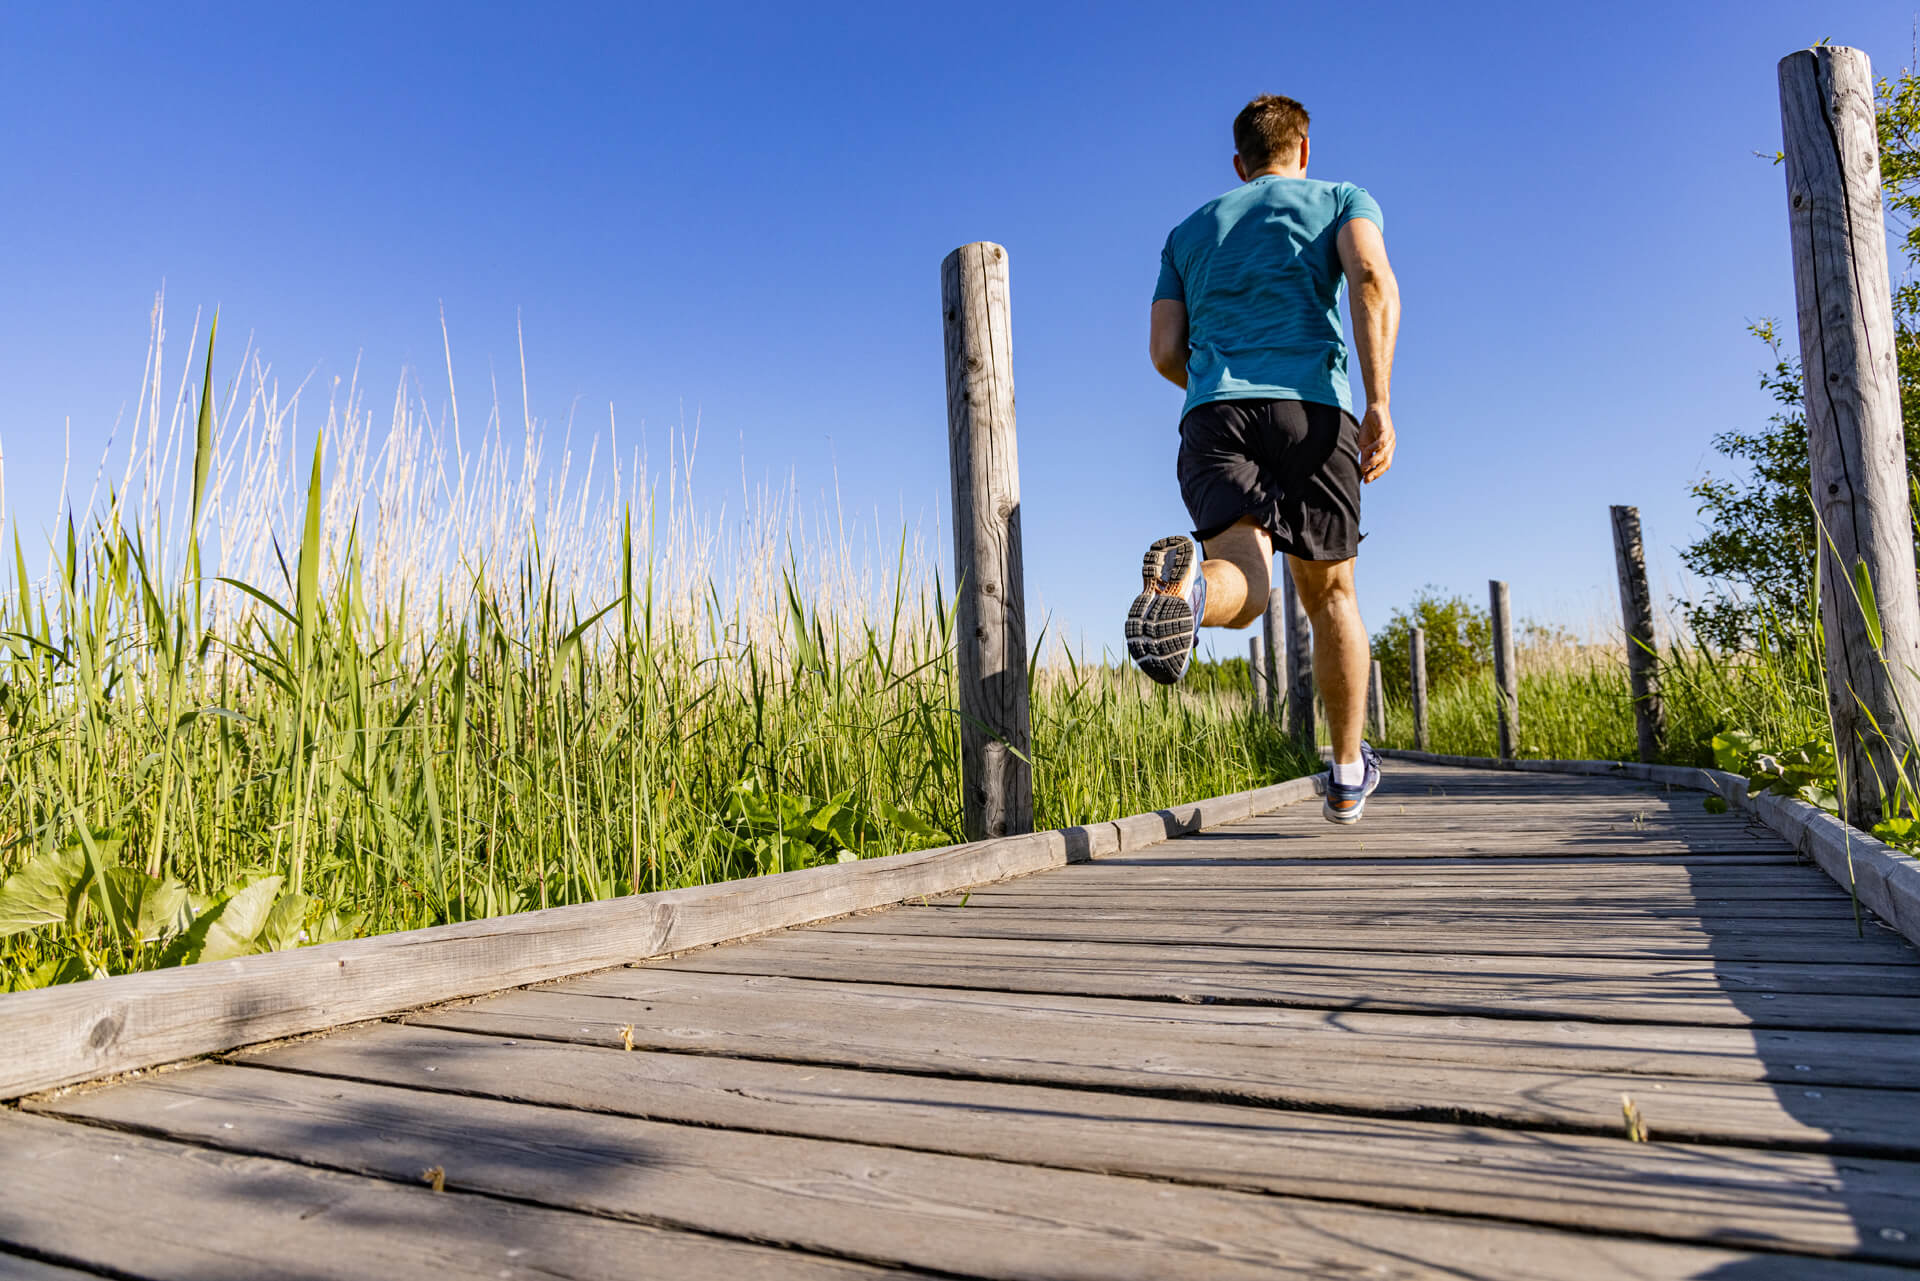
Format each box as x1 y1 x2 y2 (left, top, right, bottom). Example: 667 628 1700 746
1247 166 1306 181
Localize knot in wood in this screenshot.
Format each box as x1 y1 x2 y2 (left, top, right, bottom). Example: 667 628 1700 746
997 500 1014 521
967 356 982 372
88 1011 123 1051
1829 483 1841 495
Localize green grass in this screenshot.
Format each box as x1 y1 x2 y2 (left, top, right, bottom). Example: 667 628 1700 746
1373 623 1833 771
0 319 1315 989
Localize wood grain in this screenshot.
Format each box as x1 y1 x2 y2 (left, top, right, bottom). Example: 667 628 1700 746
1611 504 1668 762
1491 578 1518 758
1410 624 1430 750
941 240 1032 840
0 1111 908 1281
28 1071 1895 1280
118 1030 1920 1263
1780 46 1920 826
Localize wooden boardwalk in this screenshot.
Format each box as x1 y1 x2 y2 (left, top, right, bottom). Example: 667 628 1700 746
7 759 1920 1279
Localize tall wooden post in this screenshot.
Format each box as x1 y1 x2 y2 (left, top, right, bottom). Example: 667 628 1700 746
1610 505 1667 763
1283 565 1315 752
1490 579 1518 760
1781 46 1920 825
1367 659 1386 742
941 242 1032 840
1261 587 1286 721
1410 626 1430 751
1248 634 1267 709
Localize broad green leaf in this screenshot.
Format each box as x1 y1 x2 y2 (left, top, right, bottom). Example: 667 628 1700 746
257 891 315 952
159 876 285 967
0 846 91 937
1702 795 1729 815
878 799 938 838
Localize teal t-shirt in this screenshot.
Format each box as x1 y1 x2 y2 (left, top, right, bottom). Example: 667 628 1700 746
1154 175 1384 417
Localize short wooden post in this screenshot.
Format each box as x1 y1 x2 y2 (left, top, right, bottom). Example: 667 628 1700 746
1283 565 1315 752
1490 579 1518 760
1367 659 1386 742
941 241 1032 840
1781 46 1920 825
1609 505 1667 763
1410 626 1430 752
1248 634 1267 708
1261 587 1286 720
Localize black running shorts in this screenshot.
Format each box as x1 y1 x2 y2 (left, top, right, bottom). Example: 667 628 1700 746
1175 397 1362 561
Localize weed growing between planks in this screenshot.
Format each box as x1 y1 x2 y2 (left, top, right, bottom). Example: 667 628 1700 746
0 315 1318 989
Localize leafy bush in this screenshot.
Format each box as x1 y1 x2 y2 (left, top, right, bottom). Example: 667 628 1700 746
1369 587 1491 700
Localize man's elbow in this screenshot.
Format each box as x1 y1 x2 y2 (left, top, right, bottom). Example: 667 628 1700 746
1151 348 1188 384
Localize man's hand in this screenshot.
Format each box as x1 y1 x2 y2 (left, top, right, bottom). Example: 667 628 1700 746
1358 404 1395 483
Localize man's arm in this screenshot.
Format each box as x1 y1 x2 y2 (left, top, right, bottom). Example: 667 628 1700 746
1149 300 1189 389
1336 217 1399 483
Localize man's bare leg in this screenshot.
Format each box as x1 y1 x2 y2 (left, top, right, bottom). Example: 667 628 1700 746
1287 555 1368 765
1197 517 1272 628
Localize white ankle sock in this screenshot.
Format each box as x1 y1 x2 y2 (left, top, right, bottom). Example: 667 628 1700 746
1331 758 1365 787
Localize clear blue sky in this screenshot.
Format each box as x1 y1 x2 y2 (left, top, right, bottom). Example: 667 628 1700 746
0 1 1905 658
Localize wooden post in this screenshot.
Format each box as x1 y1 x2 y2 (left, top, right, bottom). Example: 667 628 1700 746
1609 505 1667 763
1781 46 1920 825
1410 626 1430 752
1490 579 1518 760
1261 587 1286 721
1283 565 1315 752
941 242 1032 840
1248 634 1267 708
1367 659 1386 742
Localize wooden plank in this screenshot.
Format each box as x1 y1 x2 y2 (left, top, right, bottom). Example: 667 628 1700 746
0 774 1316 1099
131 1028 1920 1264
811 907 1920 962
540 967 1920 1086
642 933 1920 1028
0 1112 908 1281
1780 47 1920 827
414 977 1920 1146
942 239 1032 840
30 1067 1906 1279
774 925 1916 992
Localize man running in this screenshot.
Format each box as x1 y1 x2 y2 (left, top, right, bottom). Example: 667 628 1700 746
1125 93 1401 824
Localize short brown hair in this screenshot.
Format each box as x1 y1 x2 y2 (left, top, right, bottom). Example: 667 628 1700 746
1233 94 1310 171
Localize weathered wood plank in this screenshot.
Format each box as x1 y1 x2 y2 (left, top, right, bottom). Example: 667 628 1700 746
121 1030 1920 1263
537 968 1920 1086
1410 625 1430 750
771 926 1915 992
0 1112 908 1281
0 774 1317 1099
32 1067 1906 1279
642 933 1920 1027
413 978 1920 1147
812 907 1920 962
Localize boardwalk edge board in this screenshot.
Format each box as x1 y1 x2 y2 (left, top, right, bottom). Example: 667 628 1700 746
1379 748 1920 948
0 775 1324 1100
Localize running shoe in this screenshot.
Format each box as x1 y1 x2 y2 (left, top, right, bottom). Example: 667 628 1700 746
1323 741 1382 824
1125 535 1206 685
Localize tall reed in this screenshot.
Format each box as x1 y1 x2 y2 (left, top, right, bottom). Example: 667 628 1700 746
0 304 1315 988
